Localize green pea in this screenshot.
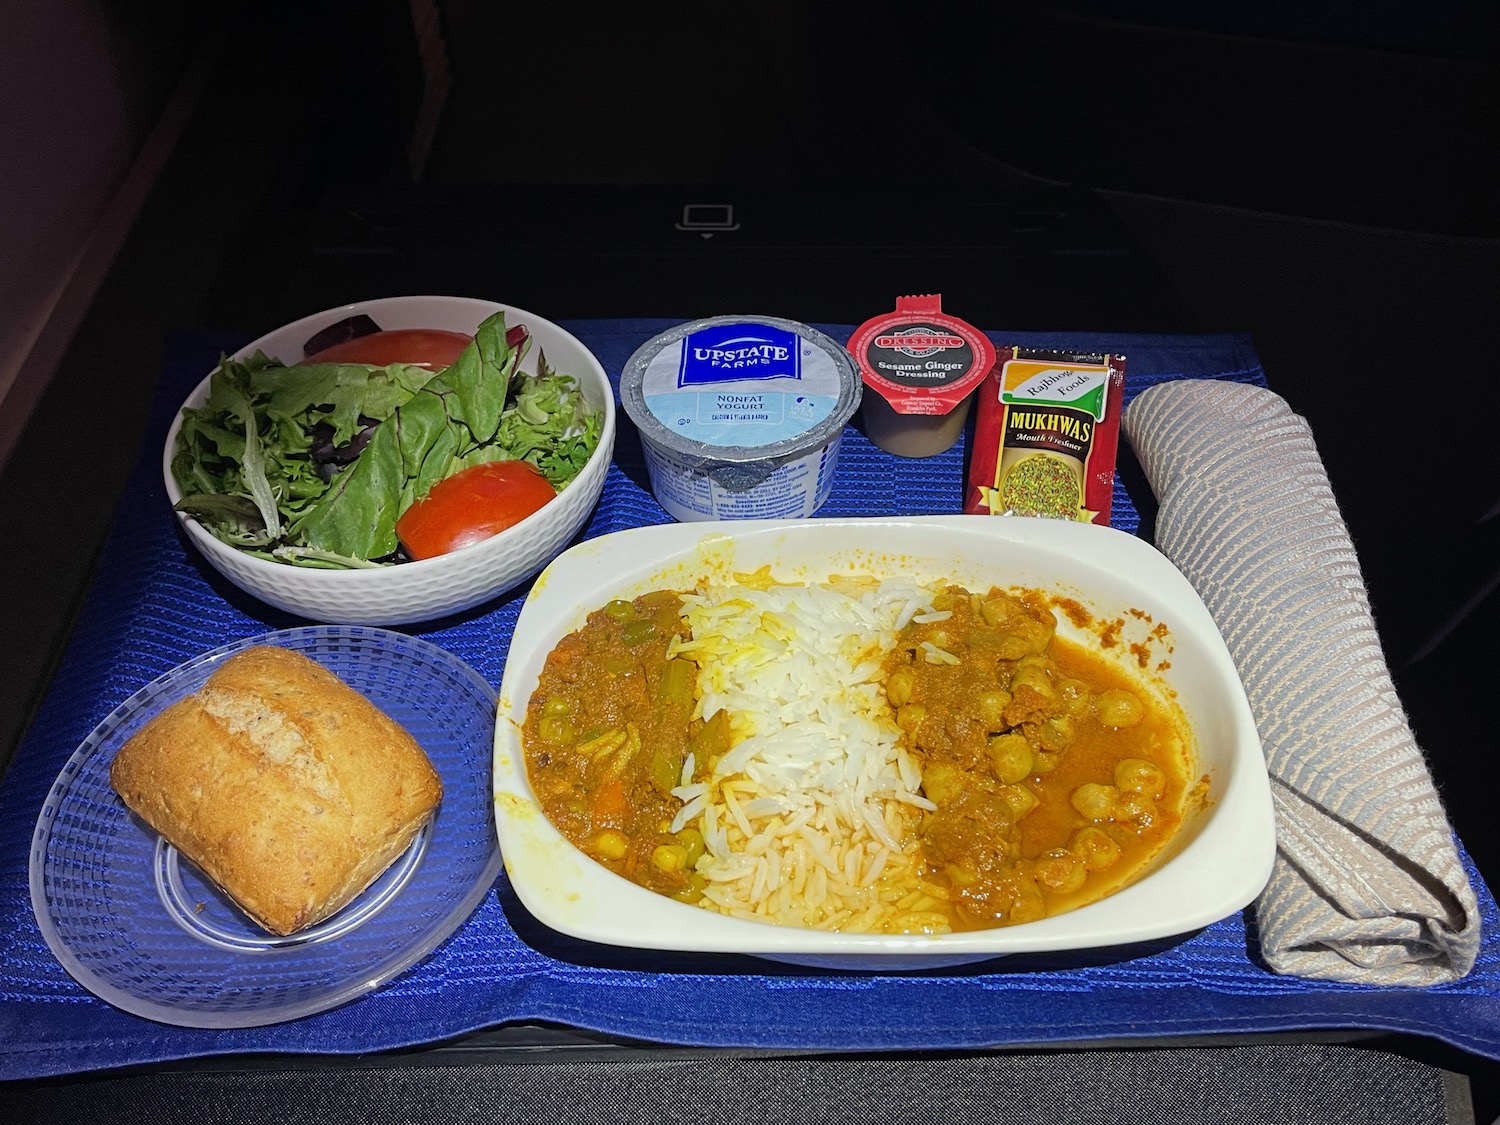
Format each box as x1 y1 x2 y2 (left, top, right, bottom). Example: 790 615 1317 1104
538 715 576 745
676 826 706 866
604 599 636 621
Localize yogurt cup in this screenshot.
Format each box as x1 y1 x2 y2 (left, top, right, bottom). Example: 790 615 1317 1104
620 316 861 522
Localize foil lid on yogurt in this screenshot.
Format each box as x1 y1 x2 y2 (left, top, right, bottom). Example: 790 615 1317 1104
618 321 864 468
620 316 862 521
621 316 860 464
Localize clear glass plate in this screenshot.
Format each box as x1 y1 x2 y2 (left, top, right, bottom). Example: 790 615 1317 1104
29 626 502 1028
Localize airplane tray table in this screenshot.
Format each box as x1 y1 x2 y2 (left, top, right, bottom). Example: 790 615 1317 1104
1 319 1495 1084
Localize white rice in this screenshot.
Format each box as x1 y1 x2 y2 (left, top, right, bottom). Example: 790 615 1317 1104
665 573 953 933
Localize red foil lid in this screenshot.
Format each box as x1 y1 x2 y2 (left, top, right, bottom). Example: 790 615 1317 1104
847 295 997 415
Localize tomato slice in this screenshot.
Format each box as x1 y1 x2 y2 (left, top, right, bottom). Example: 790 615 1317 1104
396 461 558 560
303 328 474 370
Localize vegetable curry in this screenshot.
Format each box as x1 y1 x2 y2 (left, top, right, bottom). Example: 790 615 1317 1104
522 582 1193 931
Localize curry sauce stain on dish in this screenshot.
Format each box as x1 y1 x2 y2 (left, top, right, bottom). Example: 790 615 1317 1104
521 575 1195 933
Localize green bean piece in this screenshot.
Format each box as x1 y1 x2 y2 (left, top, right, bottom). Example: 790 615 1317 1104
648 747 683 797
689 709 731 765
659 656 695 705
621 619 659 646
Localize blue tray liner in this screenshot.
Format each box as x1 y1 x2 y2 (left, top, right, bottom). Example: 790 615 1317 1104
1 319 1494 1080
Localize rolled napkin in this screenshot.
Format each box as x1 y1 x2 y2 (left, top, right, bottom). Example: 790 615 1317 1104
1122 379 1480 985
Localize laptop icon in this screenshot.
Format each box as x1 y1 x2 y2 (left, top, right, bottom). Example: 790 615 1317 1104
676 203 740 232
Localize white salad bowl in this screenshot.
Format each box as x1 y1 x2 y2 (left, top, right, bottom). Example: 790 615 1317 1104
494 516 1275 970
163 295 616 625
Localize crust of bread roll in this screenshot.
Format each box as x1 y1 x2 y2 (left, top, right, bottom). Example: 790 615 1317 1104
109 645 443 936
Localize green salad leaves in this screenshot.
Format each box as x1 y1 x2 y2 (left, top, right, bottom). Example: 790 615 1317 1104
171 311 604 567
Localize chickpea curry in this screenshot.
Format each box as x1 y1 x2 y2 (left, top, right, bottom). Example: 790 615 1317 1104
521 579 1194 932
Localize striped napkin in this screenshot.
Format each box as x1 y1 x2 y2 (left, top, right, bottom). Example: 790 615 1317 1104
1122 379 1480 985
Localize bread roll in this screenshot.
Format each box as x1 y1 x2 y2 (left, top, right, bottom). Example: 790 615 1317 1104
109 645 443 936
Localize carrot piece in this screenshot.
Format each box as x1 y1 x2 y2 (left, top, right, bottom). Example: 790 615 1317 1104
592 778 628 821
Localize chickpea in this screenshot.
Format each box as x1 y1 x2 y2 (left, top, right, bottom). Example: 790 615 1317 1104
1070 782 1119 821
1037 714 1075 752
1096 689 1145 728
1115 757 1165 798
999 784 1039 819
977 595 1010 627
542 695 571 716
1009 876 1047 924
977 689 1012 730
1034 849 1088 894
945 863 980 888
922 763 967 808
1059 678 1092 716
1010 662 1057 701
1071 826 1122 871
886 668 915 708
988 732 1034 784
1032 750 1060 775
896 703 927 735
1116 791 1158 827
